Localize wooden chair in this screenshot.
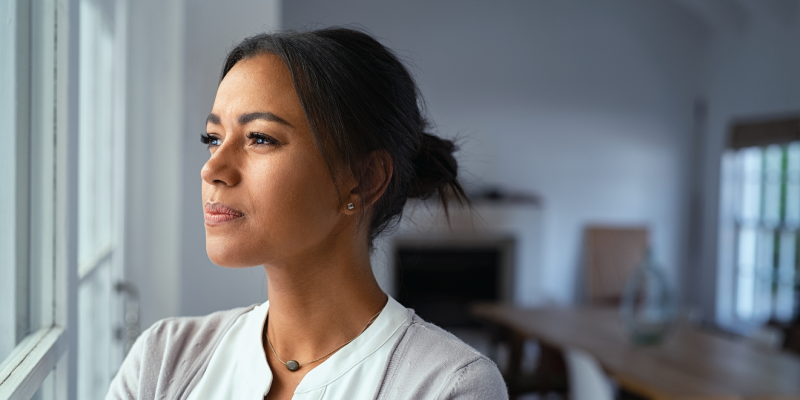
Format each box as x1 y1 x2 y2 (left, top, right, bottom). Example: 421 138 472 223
584 226 649 305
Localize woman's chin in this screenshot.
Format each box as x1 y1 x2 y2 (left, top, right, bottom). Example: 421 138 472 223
206 245 259 268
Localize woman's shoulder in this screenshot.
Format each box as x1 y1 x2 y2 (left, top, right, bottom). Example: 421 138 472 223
106 305 258 400
145 305 256 340
403 314 485 361
135 304 259 369
377 313 508 399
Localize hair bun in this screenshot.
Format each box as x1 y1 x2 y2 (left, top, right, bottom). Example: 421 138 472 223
408 132 462 200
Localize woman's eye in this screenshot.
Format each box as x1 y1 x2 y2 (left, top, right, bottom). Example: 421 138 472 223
246 132 280 146
200 133 222 149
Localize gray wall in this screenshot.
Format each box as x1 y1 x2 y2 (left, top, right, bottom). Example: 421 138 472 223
125 0 185 329
125 0 281 328
284 0 708 305
179 0 281 318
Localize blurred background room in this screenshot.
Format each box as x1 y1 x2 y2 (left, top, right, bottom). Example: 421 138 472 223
2 0 799 399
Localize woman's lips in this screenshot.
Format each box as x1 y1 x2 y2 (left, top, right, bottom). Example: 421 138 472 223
204 202 244 226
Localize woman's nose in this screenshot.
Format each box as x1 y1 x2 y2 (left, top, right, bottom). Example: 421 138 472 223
201 145 242 187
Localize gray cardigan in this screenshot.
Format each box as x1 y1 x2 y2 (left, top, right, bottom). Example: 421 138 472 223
106 305 508 399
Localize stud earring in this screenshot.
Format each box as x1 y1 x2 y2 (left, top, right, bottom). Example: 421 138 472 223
347 203 355 210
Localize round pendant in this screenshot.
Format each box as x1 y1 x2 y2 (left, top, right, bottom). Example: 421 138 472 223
286 360 300 371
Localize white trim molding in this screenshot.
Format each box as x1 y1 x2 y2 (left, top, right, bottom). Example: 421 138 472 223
0 327 66 400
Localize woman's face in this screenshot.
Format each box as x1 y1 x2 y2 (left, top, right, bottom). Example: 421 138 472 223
201 54 351 268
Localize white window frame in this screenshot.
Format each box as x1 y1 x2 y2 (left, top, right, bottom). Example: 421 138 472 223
0 0 81 398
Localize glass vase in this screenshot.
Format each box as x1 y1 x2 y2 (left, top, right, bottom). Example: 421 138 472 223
619 251 677 345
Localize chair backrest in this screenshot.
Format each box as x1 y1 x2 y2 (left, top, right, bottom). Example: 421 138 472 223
584 226 648 305
564 347 614 400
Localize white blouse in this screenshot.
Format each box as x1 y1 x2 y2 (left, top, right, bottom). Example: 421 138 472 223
186 296 410 400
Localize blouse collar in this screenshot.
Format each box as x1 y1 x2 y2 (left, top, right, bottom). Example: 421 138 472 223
247 296 410 397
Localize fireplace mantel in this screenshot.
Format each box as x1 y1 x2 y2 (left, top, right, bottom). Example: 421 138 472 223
371 199 544 306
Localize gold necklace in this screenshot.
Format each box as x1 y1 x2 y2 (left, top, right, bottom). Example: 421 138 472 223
265 309 383 372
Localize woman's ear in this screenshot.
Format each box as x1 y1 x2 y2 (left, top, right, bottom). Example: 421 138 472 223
342 150 393 214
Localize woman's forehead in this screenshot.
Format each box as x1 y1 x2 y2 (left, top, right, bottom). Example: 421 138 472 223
211 54 305 125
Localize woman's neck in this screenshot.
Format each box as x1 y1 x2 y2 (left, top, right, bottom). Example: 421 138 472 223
262 239 387 365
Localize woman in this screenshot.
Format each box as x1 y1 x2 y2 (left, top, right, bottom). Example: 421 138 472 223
107 27 507 400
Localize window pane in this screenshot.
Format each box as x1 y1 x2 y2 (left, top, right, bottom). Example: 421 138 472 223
731 142 800 323
739 148 763 224
763 145 783 225
786 143 800 226
28 0 58 336
774 231 797 321
78 259 116 400
736 227 758 319
77 0 127 397
753 229 775 322
78 0 115 270
30 362 57 400
0 0 57 362
0 0 22 359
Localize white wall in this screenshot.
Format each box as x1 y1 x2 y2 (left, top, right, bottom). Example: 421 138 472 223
179 0 281 317
284 0 708 305
121 0 800 330
125 0 800 323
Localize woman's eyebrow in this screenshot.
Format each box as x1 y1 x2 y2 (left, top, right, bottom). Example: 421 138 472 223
206 113 222 125
205 112 293 127
240 112 293 127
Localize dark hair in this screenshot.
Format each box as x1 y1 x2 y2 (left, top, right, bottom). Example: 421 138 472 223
221 27 467 245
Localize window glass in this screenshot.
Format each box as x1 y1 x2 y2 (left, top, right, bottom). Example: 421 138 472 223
0 0 57 364
0 12 19 360
78 0 115 272
28 0 58 340
763 145 783 224
786 143 800 225
77 0 127 397
732 142 800 323
738 148 762 223
30 364 57 400
736 226 757 319
78 258 116 399
2 0 127 396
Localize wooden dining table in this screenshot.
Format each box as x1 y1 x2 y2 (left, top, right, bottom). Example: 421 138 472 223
471 303 800 400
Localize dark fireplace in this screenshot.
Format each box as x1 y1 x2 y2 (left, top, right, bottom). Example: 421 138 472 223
394 238 514 329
